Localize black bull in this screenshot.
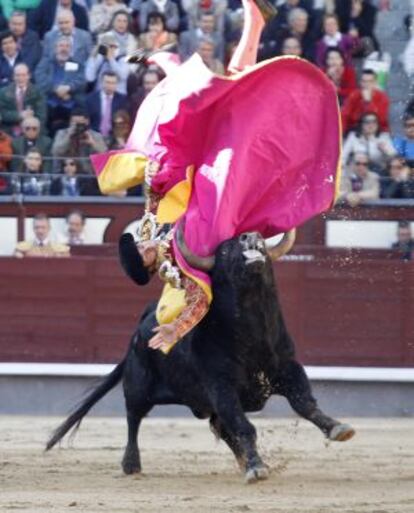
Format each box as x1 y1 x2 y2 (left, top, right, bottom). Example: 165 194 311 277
46 232 355 483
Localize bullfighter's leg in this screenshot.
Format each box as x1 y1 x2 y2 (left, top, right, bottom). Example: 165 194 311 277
227 0 273 73
272 359 355 442
121 329 154 474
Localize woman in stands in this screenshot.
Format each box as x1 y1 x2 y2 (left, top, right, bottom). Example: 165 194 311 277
342 112 396 174
323 47 357 105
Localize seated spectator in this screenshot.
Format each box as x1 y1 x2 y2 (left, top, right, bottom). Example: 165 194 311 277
50 157 90 196
0 30 24 87
277 7 316 61
43 9 93 64
27 0 89 39
280 35 303 57
0 63 46 135
138 12 177 52
90 0 129 37
270 0 312 34
85 33 131 95
11 116 52 173
339 151 380 207
341 69 390 135
393 113 414 168
336 0 379 56
14 212 70 257
315 13 357 68
196 36 224 74
52 107 107 176
60 209 86 244
391 220 414 260
179 11 224 62
107 109 131 149
86 71 128 137
181 0 227 34
35 36 86 135
342 112 396 174
8 11 41 71
100 10 137 58
11 148 51 196
323 47 357 105
381 156 414 200
128 68 161 116
136 0 180 33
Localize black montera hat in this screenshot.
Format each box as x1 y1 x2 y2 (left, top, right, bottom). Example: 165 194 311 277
118 233 150 286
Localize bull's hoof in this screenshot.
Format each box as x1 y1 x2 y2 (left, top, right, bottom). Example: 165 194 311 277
245 464 269 484
122 449 141 475
328 423 355 442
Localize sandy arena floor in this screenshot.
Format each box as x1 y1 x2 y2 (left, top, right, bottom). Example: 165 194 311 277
1 416 413 513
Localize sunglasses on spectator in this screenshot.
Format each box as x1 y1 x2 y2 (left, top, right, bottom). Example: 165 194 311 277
24 126 39 130
355 161 368 166
363 118 377 124
64 161 76 166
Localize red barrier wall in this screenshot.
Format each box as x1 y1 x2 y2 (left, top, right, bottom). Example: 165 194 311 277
0 256 412 366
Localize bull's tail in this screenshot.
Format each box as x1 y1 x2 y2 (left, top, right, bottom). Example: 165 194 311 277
45 359 125 451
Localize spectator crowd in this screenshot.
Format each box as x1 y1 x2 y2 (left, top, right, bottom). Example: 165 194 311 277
0 0 412 203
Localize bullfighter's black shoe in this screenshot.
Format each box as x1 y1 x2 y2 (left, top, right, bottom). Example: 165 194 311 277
253 0 277 23
126 43 177 64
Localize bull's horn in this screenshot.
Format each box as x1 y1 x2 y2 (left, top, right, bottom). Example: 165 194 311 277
176 222 215 271
265 229 296 261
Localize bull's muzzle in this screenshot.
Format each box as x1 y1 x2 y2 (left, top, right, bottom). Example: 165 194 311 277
240 233 267 265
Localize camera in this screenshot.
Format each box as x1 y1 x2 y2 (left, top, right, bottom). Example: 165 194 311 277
97 44 108 57
73 122 88 137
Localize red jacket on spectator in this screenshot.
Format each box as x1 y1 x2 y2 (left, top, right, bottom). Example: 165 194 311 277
341 88 390 134
0 130 12 171
337 66 358 105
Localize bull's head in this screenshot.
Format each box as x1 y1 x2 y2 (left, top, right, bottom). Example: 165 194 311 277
176 224 296 275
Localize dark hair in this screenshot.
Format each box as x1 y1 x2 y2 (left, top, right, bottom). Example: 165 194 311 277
398 220 410 229
362 68 377 79
33 212 49 222
324 47 345 66
70 106 89 119
356 112 380 137
61 157 81 173
0 30 17 45
66 209 86 223
147 12 166 30
102 70 118 80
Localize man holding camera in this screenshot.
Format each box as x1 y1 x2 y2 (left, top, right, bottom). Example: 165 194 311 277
85 33 131 95
52 107 107 177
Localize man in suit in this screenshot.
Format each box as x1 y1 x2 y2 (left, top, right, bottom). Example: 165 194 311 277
11 116 52 173
43 9 93 64
0 30 24 88
86 71 128 136
0 63 46 135
35 36 86 134
8 11 42 71
27 0 89 39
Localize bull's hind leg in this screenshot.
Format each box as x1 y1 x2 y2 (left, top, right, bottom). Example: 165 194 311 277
273 359 355 442
121 344 153 474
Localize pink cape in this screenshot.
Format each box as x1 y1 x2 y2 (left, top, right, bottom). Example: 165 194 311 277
126 54 341 288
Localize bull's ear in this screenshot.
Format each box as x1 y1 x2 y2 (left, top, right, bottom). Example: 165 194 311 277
118 233 150 286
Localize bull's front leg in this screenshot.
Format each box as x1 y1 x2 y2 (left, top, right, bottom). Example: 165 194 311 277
272 359 355 442
207 381 269 483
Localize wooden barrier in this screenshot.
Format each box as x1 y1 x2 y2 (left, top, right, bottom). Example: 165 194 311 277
0 256 412 366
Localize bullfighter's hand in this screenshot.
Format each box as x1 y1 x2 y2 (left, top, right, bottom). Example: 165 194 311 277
149 323 178 351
